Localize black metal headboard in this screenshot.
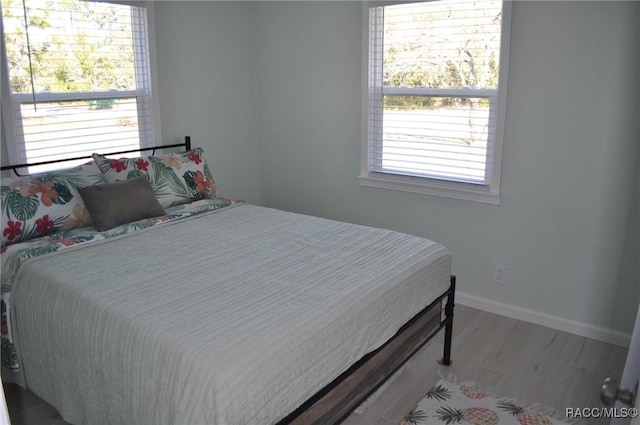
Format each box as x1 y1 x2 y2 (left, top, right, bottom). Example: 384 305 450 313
1 136 192 175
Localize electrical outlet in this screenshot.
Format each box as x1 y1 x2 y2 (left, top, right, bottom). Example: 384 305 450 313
494 265 506 285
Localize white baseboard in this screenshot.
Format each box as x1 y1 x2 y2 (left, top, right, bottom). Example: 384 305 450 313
455 291 631 348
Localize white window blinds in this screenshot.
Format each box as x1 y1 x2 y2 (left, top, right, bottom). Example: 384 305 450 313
1 0 158 173
367 0 505 186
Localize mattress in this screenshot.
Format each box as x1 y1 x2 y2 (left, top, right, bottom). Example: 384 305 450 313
9 203 451 425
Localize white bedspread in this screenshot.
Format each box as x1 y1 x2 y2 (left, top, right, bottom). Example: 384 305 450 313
11 204 451 425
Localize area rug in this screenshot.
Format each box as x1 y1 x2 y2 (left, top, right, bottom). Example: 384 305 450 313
400 380 571 425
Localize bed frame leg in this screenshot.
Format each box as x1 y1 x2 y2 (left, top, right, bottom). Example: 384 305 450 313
440 275 456 366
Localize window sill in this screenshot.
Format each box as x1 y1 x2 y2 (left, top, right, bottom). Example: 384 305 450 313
358 172 501 205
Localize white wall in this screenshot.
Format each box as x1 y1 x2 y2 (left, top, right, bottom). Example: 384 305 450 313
253 1 640 336
153 2 261 204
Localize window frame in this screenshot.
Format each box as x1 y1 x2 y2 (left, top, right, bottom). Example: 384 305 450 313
1 0 162 173
359 0 511 205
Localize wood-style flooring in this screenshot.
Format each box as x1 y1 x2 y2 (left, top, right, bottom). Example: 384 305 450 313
3 305 629 425
342 305 628 425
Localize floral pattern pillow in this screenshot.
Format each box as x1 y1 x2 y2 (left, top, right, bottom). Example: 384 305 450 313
1 162 105 247
92 148 217 209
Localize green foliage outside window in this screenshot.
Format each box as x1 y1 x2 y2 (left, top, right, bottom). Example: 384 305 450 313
381 1 501 111
2 0 137 94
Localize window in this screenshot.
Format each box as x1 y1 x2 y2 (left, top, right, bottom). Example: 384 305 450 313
361 0 511 204
1 0 160 173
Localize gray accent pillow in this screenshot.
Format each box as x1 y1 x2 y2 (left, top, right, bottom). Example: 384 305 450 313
78 176 166 231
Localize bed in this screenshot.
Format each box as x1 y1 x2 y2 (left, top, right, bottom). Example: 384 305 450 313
0 138 455 425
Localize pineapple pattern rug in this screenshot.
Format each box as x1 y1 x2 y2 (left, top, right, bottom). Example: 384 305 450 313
401 380 570 425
